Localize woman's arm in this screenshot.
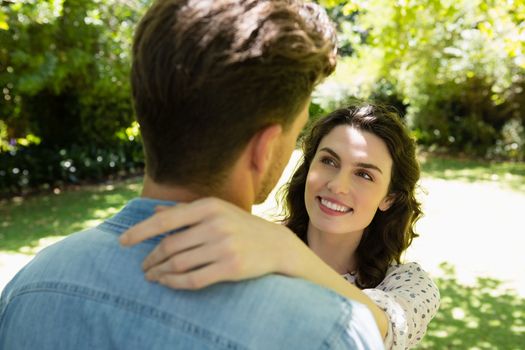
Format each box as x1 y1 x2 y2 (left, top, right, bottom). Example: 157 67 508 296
360 263 440 349
280 235 389 338
120 197 388 337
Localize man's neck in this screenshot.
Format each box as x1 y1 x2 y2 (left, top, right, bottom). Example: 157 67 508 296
140 175 253 211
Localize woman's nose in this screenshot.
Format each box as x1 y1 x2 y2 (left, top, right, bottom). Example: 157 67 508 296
326 172 351 194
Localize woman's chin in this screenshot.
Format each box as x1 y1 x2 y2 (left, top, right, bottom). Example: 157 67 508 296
309 221 353 236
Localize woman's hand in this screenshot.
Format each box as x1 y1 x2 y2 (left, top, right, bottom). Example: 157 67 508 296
119 197 299 290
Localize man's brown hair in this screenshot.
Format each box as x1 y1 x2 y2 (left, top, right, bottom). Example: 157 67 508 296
132 0 337 192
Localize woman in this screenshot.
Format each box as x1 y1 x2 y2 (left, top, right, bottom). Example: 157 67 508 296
121 103 440 349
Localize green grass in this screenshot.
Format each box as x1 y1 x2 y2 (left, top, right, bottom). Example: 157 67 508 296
420 155 525 193
0 178 142 253
416 263 525 350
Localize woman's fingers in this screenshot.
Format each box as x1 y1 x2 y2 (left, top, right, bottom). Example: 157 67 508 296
119 198 227 246
142 225 213 270
119 203 199 246
156 259 241 290
119 210 182 246
145 241 223 280
118 196 287 289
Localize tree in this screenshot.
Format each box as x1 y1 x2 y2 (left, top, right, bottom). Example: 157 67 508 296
316 0 525 159
0 0 146 148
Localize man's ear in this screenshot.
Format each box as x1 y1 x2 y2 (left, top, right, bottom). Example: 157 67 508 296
378 193 396 212
250 124 283 174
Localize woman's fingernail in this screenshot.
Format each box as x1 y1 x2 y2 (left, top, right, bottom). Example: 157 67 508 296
119 235 129 245
145 272 155 281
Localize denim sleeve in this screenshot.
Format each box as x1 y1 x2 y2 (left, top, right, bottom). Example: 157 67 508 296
0 292 6 325
328 297 385 350
0 283 13 340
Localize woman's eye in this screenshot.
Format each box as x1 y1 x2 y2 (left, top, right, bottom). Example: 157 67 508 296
357 171 373 181
320 157 337 167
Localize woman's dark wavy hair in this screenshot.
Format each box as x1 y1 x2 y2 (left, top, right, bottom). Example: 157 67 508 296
282 103 423 289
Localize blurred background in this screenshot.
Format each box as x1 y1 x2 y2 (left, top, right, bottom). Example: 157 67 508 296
1 0 524 348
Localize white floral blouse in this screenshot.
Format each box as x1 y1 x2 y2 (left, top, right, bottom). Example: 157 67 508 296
343 262 440 350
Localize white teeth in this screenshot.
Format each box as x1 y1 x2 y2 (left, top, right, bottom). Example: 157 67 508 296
320 198 351 213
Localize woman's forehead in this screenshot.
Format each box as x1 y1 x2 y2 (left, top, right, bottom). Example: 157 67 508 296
318 125 393 168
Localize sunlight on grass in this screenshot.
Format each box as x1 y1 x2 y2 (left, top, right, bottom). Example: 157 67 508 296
420 155 525 193
92 207 120 218
0 178 142 253
416 263 525 350
407 175 525 297
18 236 65 255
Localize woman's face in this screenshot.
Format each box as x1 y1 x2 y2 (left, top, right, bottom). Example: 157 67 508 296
304 125 393 236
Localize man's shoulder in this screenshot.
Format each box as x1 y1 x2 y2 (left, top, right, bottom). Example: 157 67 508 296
3 225 337 310
1 225 383 349
17 226 119 269
1 226 117 293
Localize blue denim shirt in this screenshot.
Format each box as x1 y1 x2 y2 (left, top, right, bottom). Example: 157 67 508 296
0 198 384 350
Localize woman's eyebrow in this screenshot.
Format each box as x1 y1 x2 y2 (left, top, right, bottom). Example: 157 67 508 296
319 147 340 160
319 147 383 174
355 162 383 174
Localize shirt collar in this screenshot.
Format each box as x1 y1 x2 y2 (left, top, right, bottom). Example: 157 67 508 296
98 197 178 243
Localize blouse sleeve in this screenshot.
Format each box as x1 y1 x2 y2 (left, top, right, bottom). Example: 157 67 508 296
361 262 440 350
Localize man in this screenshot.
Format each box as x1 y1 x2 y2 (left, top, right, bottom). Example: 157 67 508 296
0 0 383 348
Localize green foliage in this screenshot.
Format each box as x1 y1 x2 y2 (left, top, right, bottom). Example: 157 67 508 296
0 0 144 147
316 0 525 160
2 0 524 167
0 140 144 198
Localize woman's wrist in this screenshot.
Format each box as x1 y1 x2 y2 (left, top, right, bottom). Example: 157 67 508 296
275 228 310 278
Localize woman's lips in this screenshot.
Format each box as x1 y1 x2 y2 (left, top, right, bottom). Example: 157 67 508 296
317 196 353 216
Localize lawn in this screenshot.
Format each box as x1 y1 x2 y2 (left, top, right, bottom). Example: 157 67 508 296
419 154 525 193
0 178 142 253
1 155 524 349
418 263 525 349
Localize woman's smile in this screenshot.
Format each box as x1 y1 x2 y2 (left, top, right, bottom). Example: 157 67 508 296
317 196 353 215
